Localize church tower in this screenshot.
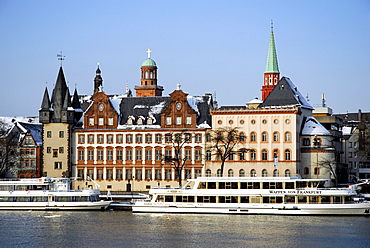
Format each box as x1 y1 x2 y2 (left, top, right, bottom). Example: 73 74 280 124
135 49 164 97
261 24 280 101
94 64 103 94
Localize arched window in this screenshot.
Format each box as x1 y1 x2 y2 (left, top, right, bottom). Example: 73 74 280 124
206 169 211 177
314 167 320 175
273 132 279 142
285 132 291 142
127 118 133 125
285 169 291 177
250 150 256 161
262 169 268 177
137 118 143 125
228 169 234 177
239 132 246 142
239 169 245 177
206 150 211 161
217 169 222 177
250 169 256 177
147 118 153 125
285 149 291 161
262 132 268 142
273 169 279 177
250 132 257 142
304 167 309 175
273 149 279 158
262 149 268 161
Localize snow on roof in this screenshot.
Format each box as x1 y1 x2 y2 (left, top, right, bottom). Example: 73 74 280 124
285 78 313 109
301 116 331 136
0 116 39 131
187 95 205 114
342 126 354 136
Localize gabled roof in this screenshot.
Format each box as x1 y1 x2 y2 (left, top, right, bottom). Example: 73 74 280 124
17 122 42 146
259 77 313 109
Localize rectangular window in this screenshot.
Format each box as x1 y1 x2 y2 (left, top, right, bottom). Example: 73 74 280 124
47 147 51 153
126 169 132 180
195 150 201 161
166 117 172 125
107 150 113 160
186 116 192 125
97 169 103 179
165 134 172 143
107 134 113 143
176 117 182 125
89 118 94 126
78 135 85 143
59 131 64 138
47 131 52 138
53 149 58 158
97 150 103 160
78 150 84 161
135 169 142 180
59 147 64 153
136 149 142 161
185 149 191 161
97 134 104 143
98 118 104 126
155 150 162 161
136 134 142 143
145 169 152 179
54 162 62 169
126 149 132 160
108 118 114 126
145 149 152 161
155 169 161 180
78 169 84 179
145 134 152 143
88 135 94 143
155 134 162 143
107 169 113 179
116 149 123 160
126 134 133 143
117 134 123 143
165 169 171 180
116 169 123 180
195 134 201 142
87 169 94 178
88 150 94 160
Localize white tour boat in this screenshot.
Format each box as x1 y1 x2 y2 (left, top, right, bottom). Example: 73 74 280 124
133 176 370 215
0 177 111 210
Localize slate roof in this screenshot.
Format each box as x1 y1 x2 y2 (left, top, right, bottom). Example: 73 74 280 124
259 77 313 109
17 122 43 146
301 116 331 136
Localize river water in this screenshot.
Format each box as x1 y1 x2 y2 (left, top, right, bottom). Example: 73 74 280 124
0 211 368 248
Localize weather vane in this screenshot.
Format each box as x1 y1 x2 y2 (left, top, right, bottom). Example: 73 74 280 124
57 51 65 66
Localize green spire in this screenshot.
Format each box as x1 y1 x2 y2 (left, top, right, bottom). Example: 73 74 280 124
265 24 279 73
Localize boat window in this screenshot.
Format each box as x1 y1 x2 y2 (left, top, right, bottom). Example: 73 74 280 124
198 182 206 189
333 196 341 203
197 196 216 203
285 182 294 189
298 196 307 203
240 196 249 203
309 196 318 203
57 196 71 202
253 182 260 189
240 182 247 189
156 195 165 202
250 196 262 203
345 196 352 203
263 182 269 189
285 196 295 204
218 182 225 189
15 185 28 191
320 196 330 203
208 182 216 189
165 195 174 202
0 185 14 191
219 196 237 203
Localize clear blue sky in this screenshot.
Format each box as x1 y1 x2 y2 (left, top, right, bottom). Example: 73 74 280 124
0 0 369 116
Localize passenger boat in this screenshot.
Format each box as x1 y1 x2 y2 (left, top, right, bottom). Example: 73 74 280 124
132 176 370 215
0 177 111 210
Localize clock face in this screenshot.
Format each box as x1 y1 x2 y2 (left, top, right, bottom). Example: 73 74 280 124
98 104 104 111
176 102 182 110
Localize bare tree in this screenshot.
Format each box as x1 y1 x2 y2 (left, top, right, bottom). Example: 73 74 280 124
164 131 192 187
0 122 20 178
207 127 249 177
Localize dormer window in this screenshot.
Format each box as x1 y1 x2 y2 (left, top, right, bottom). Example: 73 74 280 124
137 118 143 125
147 118 153 125
127 118 133 125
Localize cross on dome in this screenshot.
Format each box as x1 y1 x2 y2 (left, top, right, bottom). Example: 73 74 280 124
146 48 152 59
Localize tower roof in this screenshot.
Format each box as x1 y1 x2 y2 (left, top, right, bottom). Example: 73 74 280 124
40 87 51 110
265 26 279 74
142 58 157 67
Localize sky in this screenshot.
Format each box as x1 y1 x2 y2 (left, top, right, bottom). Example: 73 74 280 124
0 0 369 117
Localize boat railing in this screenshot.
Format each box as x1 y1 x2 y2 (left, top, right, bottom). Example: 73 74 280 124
296 187 352 191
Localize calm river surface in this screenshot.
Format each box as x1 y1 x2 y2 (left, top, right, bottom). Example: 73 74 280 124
0 211 368 248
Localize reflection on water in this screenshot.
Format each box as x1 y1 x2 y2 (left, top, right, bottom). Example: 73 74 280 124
0 211 368 248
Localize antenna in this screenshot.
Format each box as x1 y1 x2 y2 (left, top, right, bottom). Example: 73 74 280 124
322 93 326 107
57 51 65 66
